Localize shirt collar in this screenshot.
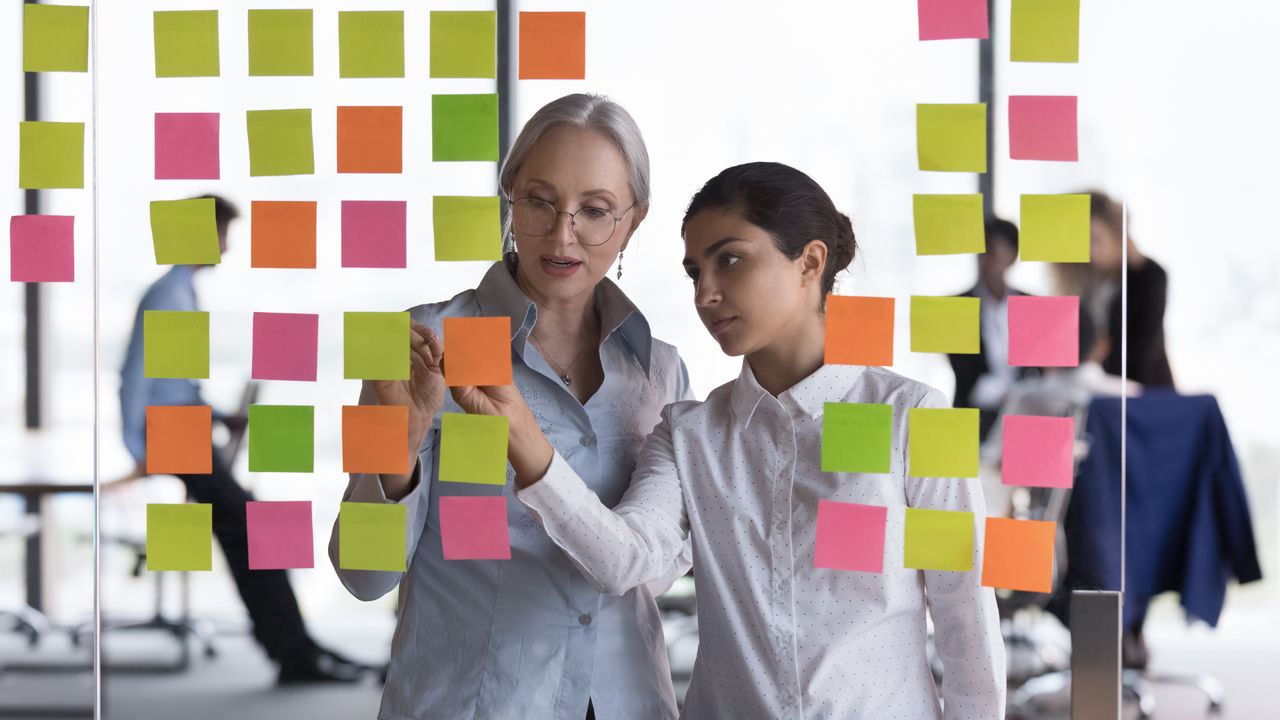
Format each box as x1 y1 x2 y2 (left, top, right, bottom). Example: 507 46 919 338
731 359 867 427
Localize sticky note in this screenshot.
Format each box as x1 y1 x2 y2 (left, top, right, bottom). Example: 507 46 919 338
144 311 208 379
154 10 219 77
24 4 89 72
913 195 985 255
342 405 409 475
337 106 402 174
338 501 406 572
439 497 511 560
824 296 894 367
246 501 313 570
252 312 318 381
250 201 316 269
430 11 496 78
19 122 84 189
918 104 986 172
342 201 407 268
821 403 892 474
814 501 887 572
150 198 221 265
911 296 979 354
248 405 314 473
1009 95 1077 162
432 94 499 162
1011 0 1079 63
1008 295 1078 367
154 113 220 180
918 0 988 41
1020 194 1089 262
440 413 509 485
246 109 314 176
982 518 1055 592
433 196 501 261
147 504 212 571
908 407 979 477
442 317 512 387
248 9 313 76
344 312 410 380
145 405 212 474
10 215 74 282
518 12 586 79
1002 415 1074 488
338 11 404 78
905 508 974 571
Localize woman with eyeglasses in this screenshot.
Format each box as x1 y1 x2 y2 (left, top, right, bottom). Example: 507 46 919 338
329 94 692 720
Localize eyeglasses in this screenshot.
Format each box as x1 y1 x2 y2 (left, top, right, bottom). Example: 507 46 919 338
509 196 637 247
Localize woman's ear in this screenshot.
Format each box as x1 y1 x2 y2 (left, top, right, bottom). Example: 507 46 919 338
619 203 649 254
799 239 828 288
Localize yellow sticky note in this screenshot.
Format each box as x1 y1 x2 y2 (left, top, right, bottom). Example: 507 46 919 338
913 195 985 255
904 508 974 572
908 407 978 477
1020 194 1090 262
1011 0 1079 63
19 122 84 189
439 413 509 485
911 296 979 354
433 196 501 261
917 104 987 173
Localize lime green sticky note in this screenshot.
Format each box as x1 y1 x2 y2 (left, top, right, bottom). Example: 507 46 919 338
248 405 314 473
338 502 406 571
147 503 212 571
913 195 985 255
908 407 978 477
19 122 84 190
339 11 404 78
1020 194 1090 262
822 402 892 474
150 198 221 265
144 311 209 379
154 10 219 77
344 312 410 380
432 94 499 162
246 109 314 176
433 196 501 261
248 9 313 76
439 413 509 485
430 11 496 78
917 104 987 173
1011 0 1079 63
911 296 980 354
24 4 89 72
904 507 974 571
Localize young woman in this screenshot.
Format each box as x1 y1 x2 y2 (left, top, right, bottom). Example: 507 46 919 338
451 162 1005 718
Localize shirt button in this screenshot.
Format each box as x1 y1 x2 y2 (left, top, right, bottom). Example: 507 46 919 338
579 435 594 447
578 613 592 626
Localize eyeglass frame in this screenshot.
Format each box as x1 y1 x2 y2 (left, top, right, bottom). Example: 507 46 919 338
507 195 639 247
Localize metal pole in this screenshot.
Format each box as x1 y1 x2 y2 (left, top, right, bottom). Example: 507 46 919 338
977 0 994 221
23 1 43 428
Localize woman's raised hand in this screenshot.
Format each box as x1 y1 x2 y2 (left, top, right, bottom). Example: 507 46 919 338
449 379 554 490
371 321 447 483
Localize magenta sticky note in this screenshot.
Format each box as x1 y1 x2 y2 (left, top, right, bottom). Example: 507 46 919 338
155 113 220 180
246 500 313 570
252 312 319 381
341 200 407 268
814 500 887 573
10 215 73 282
919 0 988 40
1009 95 1077 161
439 496 510 560
1008 295 1079 367
1003 415 1075 488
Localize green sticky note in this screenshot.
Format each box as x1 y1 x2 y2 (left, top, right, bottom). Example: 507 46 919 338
144 311 209 379
433 196 501 261
19 122 84 190
908 407 978 477
154 10 219 77
917 104 987 173
344 312 409 380
246 109 314 176
432 94 499 162
1020 194 1090 262
147 503 212 571
339 11 404 78
904 508 974 572
338 502 406 571
913 195 985 255
150 198 221 265
248 405 314 473
1011 0 1079 63
821 402 892 474
248 9 313 76
911 296 979 354
439 413 509 485
430 11 496 78
24 4 89 72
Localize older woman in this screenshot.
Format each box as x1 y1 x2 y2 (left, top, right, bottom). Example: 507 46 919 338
329 94 691 719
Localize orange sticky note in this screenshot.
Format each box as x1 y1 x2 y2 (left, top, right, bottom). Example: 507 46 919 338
251 201 316 269
337 106 402 174
981 517 1055 593
518 12 585 79
824 295 895 367
342 405 409 474
146 405 212 474
443 317 512 387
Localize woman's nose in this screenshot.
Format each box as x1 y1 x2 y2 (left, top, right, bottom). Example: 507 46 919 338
694 276 720 307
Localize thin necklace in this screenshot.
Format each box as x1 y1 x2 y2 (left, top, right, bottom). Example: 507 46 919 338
530 332 592 386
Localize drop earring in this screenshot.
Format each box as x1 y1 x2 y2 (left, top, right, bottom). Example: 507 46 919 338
616 251 623 280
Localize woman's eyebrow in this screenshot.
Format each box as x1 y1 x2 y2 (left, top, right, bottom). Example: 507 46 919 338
683 237 745 265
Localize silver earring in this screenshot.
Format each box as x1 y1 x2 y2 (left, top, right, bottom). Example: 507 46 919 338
617 251 623 280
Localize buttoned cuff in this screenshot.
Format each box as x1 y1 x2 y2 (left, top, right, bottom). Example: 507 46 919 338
515 451 592 529
344 462 426 506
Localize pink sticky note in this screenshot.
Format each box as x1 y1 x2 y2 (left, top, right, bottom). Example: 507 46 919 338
814 500 887 573
918 0 989 40
1008 295 1078 367
246 501 313 570
1009 95 1078 161
439 496 510 560
10 215 73 282
341 200 407 268
1003 415 1075 487
154 113 220 180
252 312 319 381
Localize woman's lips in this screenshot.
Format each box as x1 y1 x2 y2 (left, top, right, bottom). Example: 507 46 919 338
540 255 582 278
707 316 736 335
